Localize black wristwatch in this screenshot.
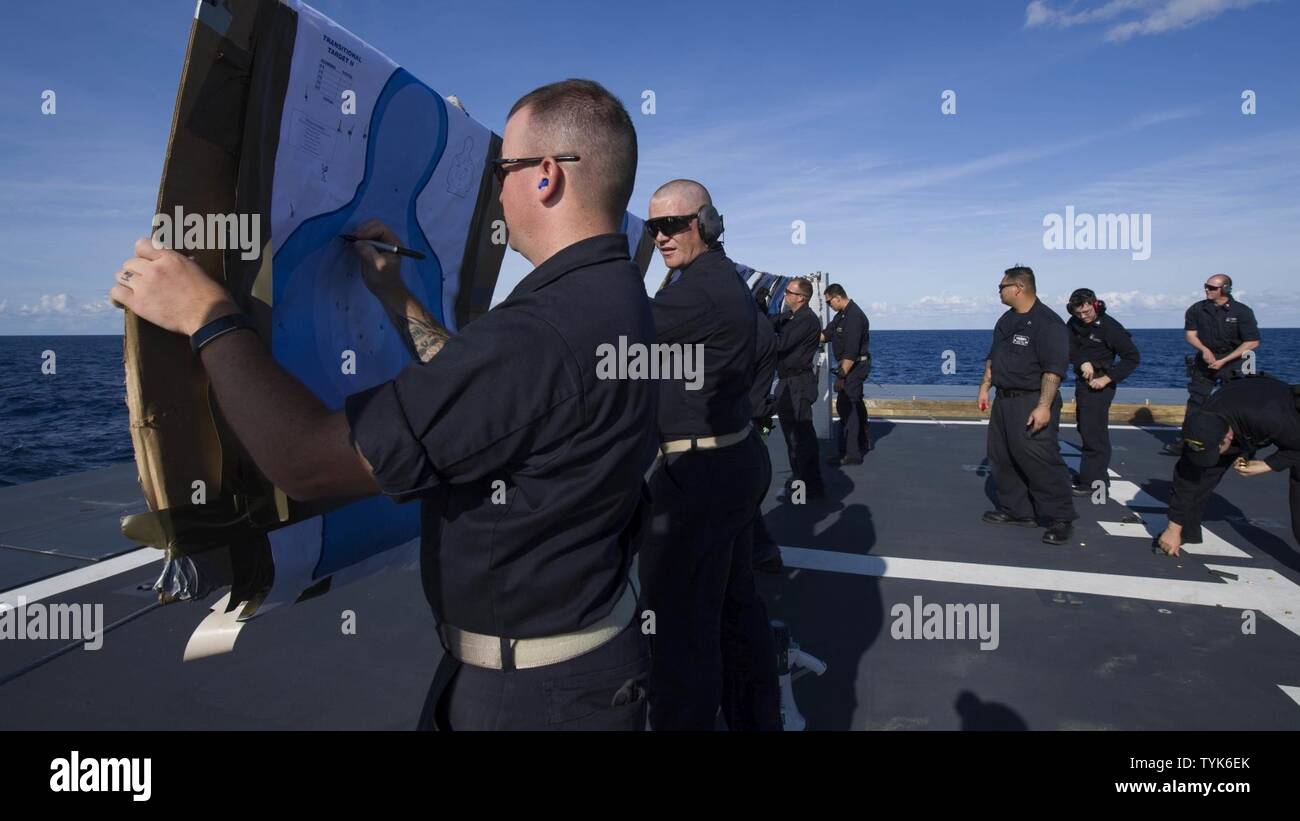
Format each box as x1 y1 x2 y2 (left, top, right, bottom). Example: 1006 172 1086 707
190 313 255 354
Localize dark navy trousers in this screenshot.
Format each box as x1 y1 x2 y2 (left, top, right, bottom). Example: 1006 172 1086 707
988 390 1077 524
639 432 782 731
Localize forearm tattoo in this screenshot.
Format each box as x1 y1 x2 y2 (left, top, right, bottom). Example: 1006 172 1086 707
386 299 449 363
1038 372 1061 407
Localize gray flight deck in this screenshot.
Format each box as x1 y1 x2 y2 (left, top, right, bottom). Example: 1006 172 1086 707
2 413 1299 730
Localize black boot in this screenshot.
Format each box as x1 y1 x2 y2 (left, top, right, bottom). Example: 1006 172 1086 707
1042 520 1073 545
982 510 1037 527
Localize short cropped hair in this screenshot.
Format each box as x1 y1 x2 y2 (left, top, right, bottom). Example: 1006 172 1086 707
508 79 637 222
651 179 712 210
791 278 813 298
1004 265 1036 293
824 283 847 300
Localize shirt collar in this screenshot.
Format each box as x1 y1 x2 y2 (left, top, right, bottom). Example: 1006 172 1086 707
511 233 631 297
1015 298 1044 317
680 247 726 276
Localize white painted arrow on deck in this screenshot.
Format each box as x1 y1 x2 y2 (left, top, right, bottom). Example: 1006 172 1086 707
1107 480 1166 509
1097 513 1250 558
1060 455 1120 478
779 546 1300 638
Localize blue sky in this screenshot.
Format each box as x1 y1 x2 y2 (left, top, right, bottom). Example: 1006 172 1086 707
0 0 1296 333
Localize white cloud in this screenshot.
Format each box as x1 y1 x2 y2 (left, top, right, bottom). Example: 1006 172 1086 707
1024 0 1268 41
17 293 116 318
1026 0 1148 28
1065 289 1200 311
0 299 7 315
913 293 1001 315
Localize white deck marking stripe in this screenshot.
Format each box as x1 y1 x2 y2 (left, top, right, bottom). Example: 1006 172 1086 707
877 417 1177 431
779 546 1300 637
1097 513 1251 558
1280 686 1300 708
0 547 162 609
1108 480 1167 509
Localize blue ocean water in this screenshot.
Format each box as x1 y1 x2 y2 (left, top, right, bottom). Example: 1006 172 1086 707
0 336 134 487
865 328 1300 389
2 329 1299 487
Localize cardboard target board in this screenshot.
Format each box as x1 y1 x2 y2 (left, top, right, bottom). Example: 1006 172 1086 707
123 0 652 649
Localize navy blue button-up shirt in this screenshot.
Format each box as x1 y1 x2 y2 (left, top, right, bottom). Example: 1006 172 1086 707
650 247 756 439
988 299 1069 392
826 299 869 361
1184 297 1260 357
345 233 659 638
1067 313 1140 384
774 305 821 376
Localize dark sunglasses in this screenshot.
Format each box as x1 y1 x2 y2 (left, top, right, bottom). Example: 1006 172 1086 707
491 154 580 185
998 282 1020 292
645 214 698 238
1204 283 1222 291
785 288 806 298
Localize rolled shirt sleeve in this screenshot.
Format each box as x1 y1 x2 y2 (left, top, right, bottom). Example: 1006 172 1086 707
1038 320 1069 378
1238 304 1261 342
839 311 864 360
346 377 441 503
652 282 715 345
822 313 838 345
345 308 582 503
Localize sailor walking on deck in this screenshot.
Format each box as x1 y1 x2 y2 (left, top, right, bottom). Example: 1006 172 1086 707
978 266 1078 545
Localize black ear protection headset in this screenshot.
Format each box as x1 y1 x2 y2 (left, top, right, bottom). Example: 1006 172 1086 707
1220 275 1233 296
697 204 725 245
